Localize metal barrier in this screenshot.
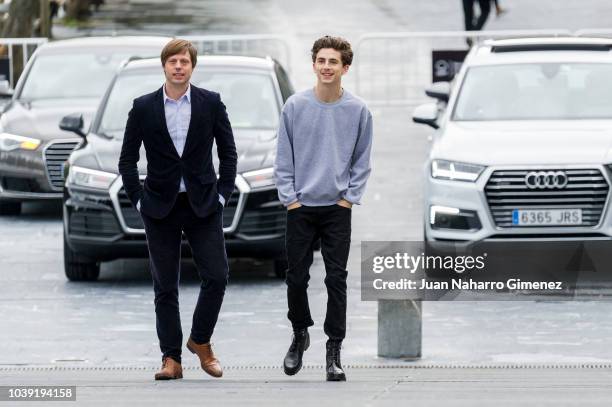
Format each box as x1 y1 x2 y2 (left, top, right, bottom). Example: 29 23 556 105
0 38 48 88
182 34 292 73
0 35 288 89
354 29 573 106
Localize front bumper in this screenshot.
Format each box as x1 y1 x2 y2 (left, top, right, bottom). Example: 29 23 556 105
66 233 285 261
425 163 612 243
0 139 81 201
63 176 287 262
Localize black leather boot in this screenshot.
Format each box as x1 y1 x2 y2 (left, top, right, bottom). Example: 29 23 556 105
283 328 310 376
326 339 346 381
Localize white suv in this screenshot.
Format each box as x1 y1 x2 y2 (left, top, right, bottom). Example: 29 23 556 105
413 37 612 244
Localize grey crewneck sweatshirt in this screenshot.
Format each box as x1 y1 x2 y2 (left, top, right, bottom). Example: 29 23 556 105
273 88 373 207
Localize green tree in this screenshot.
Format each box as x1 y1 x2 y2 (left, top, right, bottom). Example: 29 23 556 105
0 0 43 85
1 0 40 38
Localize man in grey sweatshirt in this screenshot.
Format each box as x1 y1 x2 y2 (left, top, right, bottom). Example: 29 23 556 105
273 36 373 382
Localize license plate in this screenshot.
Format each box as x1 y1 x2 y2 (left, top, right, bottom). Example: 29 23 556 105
512 209 582 226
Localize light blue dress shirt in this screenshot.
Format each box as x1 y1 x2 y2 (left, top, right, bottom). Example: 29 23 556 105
136 84 224 211
163 84 191 193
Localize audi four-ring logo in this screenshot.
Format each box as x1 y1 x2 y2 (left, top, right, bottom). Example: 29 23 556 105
524 171 568 189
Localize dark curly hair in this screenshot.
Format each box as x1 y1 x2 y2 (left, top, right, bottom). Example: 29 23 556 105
311 36 353 66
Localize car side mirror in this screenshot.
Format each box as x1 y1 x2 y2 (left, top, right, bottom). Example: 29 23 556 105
425 81 450 102
59 113 86 139
412 103 439 129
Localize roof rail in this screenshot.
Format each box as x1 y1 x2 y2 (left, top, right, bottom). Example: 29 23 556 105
118 55 148 70
491 43 612 53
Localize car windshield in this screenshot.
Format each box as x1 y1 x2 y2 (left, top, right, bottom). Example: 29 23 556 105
99 69 279 137
453 63 612 121
19 51 155 100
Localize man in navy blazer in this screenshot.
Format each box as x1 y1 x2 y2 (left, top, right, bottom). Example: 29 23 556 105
118 39 237 381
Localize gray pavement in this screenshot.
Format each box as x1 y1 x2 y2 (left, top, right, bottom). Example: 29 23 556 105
4 0 612 404
2 367 612 406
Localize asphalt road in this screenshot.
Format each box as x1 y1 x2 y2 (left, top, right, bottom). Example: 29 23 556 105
3 106 612 368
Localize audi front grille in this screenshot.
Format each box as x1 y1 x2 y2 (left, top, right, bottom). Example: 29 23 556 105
115 182 242 232
485 169 609 228
117 183 144 230
43 140 80 190
235 188 286 238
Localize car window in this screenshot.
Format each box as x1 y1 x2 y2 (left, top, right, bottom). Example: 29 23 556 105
19 52 145 100
453 63 612 120
195 71 279 129
274 63 294 102
99 69 280 137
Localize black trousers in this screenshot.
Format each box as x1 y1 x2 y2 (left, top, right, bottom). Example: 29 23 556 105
141 193 228 364
462 0 491 31
285 205 351 340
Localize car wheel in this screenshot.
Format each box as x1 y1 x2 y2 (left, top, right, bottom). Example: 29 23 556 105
274 258 288 279
63 234 100 281
0 200 21 216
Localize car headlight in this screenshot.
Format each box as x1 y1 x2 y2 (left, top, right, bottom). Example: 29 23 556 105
242 167 275 190
431 159 485 182
67 166 117 190
0 132 41 151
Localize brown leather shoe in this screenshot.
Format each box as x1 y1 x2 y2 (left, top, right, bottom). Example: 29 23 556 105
186 337 223 377
154 357 183 380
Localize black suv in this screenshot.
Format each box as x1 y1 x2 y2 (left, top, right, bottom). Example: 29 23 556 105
61 56 295 281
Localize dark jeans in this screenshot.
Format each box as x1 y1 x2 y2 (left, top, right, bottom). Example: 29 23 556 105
285 204 351 340
141 193 228 364
462 0 491 31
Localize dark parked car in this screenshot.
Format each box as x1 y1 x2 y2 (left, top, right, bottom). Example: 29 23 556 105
0 36 170 215
62 56 295 281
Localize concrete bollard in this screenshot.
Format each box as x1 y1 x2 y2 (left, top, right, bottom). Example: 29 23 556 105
377 299 422 359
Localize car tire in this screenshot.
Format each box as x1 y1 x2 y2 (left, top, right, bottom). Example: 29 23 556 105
64 234 100 281
0 200 21 216
274 258 288 279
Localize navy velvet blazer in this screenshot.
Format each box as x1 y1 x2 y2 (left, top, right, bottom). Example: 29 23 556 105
118 85 237 219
